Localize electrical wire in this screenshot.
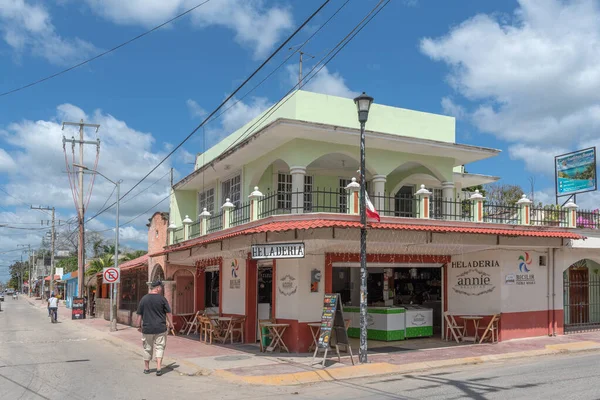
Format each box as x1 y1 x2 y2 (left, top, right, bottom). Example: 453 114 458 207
0 0 213 97
84 0 333 224
89 194 171 234
121 170 171 205
207 0 390 163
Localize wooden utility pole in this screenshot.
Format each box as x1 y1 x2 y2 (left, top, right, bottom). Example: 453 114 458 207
32 206 56 296
62 120 100 297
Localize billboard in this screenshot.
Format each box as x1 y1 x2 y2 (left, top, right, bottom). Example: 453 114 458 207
555 147 597 197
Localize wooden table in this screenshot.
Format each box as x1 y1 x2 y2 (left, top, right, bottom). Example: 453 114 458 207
307 322 321 352
176 313 196 335
263 323 290 353
461 316 483 342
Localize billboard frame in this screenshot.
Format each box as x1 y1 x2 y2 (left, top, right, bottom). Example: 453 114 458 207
554 146 597 200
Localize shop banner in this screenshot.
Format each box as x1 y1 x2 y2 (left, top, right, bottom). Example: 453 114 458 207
555 147 597 196
71 297 86 320
251 243 305 259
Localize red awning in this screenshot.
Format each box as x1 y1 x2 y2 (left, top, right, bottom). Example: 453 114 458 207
151 217 585 257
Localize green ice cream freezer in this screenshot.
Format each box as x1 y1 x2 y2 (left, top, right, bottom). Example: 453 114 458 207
344 307 406 341
403 305 434 338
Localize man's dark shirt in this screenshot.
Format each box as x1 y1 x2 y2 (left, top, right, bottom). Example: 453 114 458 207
136 293 171 334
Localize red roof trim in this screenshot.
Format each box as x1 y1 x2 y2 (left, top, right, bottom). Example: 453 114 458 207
150 217 584 257
119 254 149 271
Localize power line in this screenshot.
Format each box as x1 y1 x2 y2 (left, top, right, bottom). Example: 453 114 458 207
89 194 171 234
121 169 171 205
84 0 333 224
0 0 213 97
212 0 390 162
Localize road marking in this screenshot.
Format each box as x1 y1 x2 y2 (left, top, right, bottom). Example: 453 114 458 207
0 338 90 345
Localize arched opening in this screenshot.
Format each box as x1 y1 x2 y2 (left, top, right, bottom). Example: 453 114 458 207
564 259 600 332
151 264 165 282
173 269 195 315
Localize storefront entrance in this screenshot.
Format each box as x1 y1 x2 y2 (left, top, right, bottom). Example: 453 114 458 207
257 262 273 338
204 266 220 314
331 262 445 347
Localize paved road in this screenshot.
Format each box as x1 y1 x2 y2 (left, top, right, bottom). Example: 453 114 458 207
2 297 600 399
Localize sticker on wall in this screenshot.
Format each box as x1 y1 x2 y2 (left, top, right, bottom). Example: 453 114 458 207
453 269 496 296
278 274 298 296
310 269 321 293
505 273 516 285
231 259 240 278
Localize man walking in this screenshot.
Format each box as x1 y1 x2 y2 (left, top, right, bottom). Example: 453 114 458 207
135 281 174 376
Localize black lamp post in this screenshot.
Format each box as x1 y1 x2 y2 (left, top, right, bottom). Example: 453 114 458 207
353 92 374 364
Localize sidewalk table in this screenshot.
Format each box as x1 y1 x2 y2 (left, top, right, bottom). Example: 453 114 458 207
176 313 196 335
218 317 234 344
308 322 321 352
461 316 483 343
263 323 290 353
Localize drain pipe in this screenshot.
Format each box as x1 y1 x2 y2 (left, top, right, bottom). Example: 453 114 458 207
547 248 551 336
552 248 557 336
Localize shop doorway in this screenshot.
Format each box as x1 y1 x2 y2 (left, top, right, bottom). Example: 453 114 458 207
331 262 447 350
564 259 600 332
257 262 273 339
204 266 220 314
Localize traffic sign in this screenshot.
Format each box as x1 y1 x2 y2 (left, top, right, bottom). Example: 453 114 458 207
102 267 121 284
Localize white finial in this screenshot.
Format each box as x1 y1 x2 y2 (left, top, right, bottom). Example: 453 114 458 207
199 208 211 217
183 215 193 224
470 189 485 200
517 194 532 204
167 222 177 230
415 184 431 195
346 177 360 190
222 198 235 209
249 186 264 198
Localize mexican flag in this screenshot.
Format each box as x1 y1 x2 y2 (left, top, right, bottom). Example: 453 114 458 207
365 192 380 222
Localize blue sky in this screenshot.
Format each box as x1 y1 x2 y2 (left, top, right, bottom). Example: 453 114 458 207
1 0 598 281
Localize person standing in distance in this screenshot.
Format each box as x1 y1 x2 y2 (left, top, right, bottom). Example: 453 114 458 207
135 281 174 376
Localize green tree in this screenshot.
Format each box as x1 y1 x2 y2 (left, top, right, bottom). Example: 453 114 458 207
483 183 524 205
57 256 78 273
86 254 114 276
121 250 147 262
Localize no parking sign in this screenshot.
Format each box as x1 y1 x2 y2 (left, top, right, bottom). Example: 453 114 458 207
102 267 121 284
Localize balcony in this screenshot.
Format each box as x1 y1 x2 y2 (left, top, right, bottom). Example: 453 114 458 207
168 185 598 245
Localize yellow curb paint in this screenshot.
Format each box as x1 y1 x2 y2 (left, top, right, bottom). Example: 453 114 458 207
546 341 600 351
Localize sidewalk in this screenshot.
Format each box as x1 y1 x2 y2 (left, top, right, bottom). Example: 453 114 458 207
25 296 600 386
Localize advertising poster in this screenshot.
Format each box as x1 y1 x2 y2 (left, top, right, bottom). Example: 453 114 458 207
555 147 597 196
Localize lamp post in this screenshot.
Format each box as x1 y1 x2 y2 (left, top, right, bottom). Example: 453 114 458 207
353 92 374 364
74 163 120 332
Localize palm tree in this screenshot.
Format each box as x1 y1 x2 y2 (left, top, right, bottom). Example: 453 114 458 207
86 254 114 276
121 250 147 262
102 245 119 256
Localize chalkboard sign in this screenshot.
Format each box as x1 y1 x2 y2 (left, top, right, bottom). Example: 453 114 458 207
71 297 86 320
313 293 353 366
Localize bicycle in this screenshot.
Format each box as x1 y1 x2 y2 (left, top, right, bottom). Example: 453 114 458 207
49 308 58 323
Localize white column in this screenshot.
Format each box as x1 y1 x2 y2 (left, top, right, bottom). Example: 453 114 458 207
290 166 306 214
441 181 455 219
372 175 386 216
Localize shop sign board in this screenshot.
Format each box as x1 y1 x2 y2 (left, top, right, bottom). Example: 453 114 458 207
555 147 597 197
251 243 305 260
313 293 354 366
71 297 86 320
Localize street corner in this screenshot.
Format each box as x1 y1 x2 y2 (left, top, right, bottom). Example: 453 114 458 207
212 362 401 386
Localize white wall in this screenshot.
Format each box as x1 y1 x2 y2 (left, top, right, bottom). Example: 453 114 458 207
221 257 246 315
449 249 551 315
275 254 325 323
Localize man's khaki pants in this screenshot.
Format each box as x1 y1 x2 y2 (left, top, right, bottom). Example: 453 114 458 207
142 331 167 361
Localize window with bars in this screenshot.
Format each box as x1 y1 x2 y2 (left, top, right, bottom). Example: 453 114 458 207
198 188 215 216
428 188 443 218
221 174 241 207
277 173 313 211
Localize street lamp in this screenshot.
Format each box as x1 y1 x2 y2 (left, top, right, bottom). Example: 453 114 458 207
353 92 374 364
74 163 121 332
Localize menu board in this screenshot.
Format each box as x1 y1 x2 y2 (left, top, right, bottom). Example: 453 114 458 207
317 293 349 349
71 297 86 320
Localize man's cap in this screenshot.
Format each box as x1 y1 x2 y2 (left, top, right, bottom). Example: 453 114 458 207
150 280 163 288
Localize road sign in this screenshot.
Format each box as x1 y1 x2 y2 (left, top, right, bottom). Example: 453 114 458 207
102 267 121 284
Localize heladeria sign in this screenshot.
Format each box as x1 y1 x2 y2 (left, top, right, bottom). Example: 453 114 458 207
251 243 305 260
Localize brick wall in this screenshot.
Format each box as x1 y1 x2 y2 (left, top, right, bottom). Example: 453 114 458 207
148 212 169 283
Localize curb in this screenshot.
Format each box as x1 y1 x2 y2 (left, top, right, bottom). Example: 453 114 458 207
212 342 600 386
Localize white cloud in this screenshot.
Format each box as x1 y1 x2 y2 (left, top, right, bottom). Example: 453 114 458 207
0 0 97 65
119 226 147 243
0 148 17 172
0 104 174 269
441 97 465 120
186 99 206 119
84 0 293 58
291 65 358 99
420 0 600 177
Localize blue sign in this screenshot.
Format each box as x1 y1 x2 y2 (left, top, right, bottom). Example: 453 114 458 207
556 147 597 196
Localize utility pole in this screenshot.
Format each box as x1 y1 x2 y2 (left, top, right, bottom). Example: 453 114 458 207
289 46 315 85
62 120 100 298
18 244 31 296
32 206 56 297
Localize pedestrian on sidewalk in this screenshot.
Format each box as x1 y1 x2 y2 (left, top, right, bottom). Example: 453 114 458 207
48 292 58 322
135 280 174 377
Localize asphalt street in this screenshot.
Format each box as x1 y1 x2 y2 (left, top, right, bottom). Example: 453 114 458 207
2 297 600 400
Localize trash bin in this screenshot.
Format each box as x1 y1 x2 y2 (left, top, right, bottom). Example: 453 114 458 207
261 327 271 348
